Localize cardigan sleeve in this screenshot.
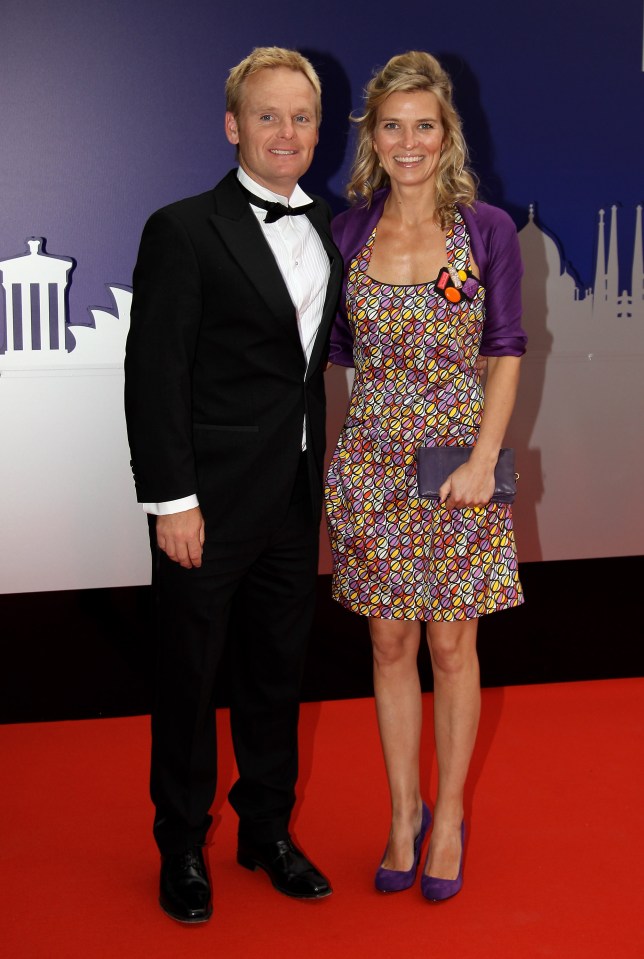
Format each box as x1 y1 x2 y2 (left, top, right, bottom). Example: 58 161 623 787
328 211 356 367
465 203 527 357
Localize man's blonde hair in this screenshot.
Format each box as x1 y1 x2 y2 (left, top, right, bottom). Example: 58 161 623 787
226 46 322 122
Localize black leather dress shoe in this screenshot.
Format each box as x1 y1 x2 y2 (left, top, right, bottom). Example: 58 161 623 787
159 846 213 923
237 837 332 899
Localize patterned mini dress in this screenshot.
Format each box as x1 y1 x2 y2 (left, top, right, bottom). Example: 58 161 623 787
324 210 523 621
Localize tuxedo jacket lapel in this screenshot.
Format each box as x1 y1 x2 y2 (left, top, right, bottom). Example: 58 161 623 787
208 172 298 333
208 170 342 371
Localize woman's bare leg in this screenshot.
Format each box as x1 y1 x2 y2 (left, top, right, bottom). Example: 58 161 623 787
424 618 480 879
370 617 424 870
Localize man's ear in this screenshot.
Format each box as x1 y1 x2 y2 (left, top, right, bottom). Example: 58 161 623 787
225 112 239 145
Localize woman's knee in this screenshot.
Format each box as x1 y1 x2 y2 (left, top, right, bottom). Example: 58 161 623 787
370 619 420 668
428 622 478 675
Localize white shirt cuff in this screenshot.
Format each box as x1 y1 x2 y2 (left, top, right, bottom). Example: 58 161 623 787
142 495 199 515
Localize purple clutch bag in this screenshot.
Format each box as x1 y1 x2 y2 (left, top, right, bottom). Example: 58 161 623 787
416 446 517 504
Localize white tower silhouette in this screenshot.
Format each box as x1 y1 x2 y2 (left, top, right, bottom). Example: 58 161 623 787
0 238 73 362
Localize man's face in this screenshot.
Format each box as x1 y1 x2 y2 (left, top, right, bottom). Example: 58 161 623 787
225 67 319 197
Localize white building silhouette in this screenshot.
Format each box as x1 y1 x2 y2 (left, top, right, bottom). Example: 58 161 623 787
507 204 644 563
519 204 644 356
0 238 74 366
0 238 130 369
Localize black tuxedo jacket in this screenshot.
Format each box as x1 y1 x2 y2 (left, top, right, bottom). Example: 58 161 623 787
124 169 343 540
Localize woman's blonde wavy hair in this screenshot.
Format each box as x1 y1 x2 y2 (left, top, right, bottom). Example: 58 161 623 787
347 51 477 228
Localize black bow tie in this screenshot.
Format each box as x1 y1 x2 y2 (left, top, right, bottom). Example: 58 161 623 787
238 182 316 223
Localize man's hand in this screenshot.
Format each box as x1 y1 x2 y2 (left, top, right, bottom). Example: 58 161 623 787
156 507 205 569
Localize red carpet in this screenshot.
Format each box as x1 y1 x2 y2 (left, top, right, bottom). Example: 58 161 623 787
1 679 642 958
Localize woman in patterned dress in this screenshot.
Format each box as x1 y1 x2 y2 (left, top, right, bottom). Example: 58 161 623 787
325 52 527 900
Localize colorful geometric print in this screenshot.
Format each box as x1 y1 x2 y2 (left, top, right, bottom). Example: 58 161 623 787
325 210 523 621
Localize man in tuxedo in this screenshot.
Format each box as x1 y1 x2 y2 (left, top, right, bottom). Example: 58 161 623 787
124 46 342 923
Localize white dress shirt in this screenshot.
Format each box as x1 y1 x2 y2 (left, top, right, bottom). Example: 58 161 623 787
144 168 330 515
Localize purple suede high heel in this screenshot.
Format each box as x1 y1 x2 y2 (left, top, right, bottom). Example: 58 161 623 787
421 821 465 902
374 802 431 893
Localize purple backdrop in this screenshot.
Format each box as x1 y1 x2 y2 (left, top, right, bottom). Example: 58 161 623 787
2 0 642 345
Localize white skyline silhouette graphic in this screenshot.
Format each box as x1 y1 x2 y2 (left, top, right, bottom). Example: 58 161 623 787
1 205 642 369
1 206 643 594
0 238 130 368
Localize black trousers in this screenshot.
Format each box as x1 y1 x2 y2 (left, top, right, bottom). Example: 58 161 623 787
149 456 319 855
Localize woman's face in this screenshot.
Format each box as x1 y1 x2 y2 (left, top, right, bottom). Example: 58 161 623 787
372 90 445 190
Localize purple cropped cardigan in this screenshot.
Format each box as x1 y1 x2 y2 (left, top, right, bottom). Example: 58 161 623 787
329 189 527 367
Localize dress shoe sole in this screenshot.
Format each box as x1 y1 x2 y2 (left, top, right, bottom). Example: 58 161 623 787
237 853 332 900
159 896 213 923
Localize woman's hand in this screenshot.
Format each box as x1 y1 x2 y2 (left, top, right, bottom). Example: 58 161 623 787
439 355 522 509
439 459 496 508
